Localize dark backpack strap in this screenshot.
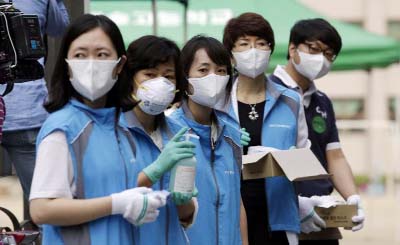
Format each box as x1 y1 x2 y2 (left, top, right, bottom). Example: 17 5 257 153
2 81 14 96
19 219 39 231
60 122 93 245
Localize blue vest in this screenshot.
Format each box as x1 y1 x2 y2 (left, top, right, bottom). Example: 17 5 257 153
36 100 137 245
169 102 243 245
224 77 301 233
120 111 189 245
269 74 336 196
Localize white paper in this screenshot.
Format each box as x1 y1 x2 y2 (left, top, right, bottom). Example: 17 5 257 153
248 146 279 154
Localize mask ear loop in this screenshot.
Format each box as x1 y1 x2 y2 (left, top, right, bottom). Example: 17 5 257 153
185 79 195 97
131 80 144 105
111 58 122 80
131 93 144 107
131 93 139 101
168 90 181 107
291 47 302 66
137 84 148 91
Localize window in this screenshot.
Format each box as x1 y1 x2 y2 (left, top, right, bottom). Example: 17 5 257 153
344 20 363 28
332 98 364 120
388 97 400 121
388 21 400 41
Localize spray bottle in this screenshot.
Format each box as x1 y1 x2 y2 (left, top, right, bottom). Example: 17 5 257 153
169 132 199 194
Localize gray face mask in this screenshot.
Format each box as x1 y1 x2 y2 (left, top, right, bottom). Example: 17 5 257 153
292 50 332 81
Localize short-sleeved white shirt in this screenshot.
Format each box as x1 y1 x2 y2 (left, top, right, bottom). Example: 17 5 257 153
30 131 75 201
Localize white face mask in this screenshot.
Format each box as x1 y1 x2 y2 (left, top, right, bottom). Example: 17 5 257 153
232 48 271 79
292 50 332 81
135 77 176 115
188 73 229 108
66 58 120 101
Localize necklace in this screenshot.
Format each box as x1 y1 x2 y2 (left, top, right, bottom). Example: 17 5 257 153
237 80 264 121
248 104 259 121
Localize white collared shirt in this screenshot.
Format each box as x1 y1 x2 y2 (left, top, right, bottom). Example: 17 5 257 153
273 65 317 108
273 65 340 151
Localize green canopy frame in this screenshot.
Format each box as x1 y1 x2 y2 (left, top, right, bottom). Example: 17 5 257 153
90 0 400 71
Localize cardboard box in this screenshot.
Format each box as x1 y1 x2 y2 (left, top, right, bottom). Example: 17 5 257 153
242 148 331 181
299 228 343 240
315 204 357 228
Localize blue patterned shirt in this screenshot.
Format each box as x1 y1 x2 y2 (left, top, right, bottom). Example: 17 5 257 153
2 0 69 131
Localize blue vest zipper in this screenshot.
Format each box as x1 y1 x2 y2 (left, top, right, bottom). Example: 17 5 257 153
210 137 219 245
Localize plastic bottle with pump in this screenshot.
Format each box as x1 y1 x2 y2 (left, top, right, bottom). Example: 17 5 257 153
169 131 199 194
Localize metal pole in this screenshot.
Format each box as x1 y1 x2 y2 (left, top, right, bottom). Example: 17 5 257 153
183 2 188 42
152 0 157 35
45 0 86 84
393 96 400 195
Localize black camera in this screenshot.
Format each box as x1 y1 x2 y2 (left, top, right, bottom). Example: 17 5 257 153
0 0 45 87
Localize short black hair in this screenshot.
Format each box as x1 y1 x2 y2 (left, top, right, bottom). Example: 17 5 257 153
179 35 233 101
287 18 342 59
44 14 135 113
126 35 182 104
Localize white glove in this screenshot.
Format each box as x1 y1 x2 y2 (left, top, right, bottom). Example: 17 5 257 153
346 194 365 232
111 187 168 226
309 195 338 208
298 196 327 234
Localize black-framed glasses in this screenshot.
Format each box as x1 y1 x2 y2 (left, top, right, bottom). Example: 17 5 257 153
303 41 337 61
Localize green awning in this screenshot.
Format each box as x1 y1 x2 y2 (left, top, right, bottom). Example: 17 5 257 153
90 0 400 71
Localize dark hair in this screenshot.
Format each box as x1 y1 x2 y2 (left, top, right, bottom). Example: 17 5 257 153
44 14 135 113
126 35 182 104
223 12 275 53
287 18 342 59
179 35 233 101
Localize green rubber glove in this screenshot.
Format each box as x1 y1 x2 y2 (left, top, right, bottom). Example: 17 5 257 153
172 187 199 206
143 127 195 183
240 128 251 146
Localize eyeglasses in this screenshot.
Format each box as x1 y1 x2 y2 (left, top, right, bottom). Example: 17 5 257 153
236 40 272 51
303 41 337 61
257 42 272 51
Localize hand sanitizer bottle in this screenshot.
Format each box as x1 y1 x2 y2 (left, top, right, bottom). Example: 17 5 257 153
169 132 199 194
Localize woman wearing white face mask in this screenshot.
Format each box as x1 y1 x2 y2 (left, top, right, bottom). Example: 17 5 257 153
29 15 167 245
169 35 248 245
121 35 198 245
223 13 309 245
